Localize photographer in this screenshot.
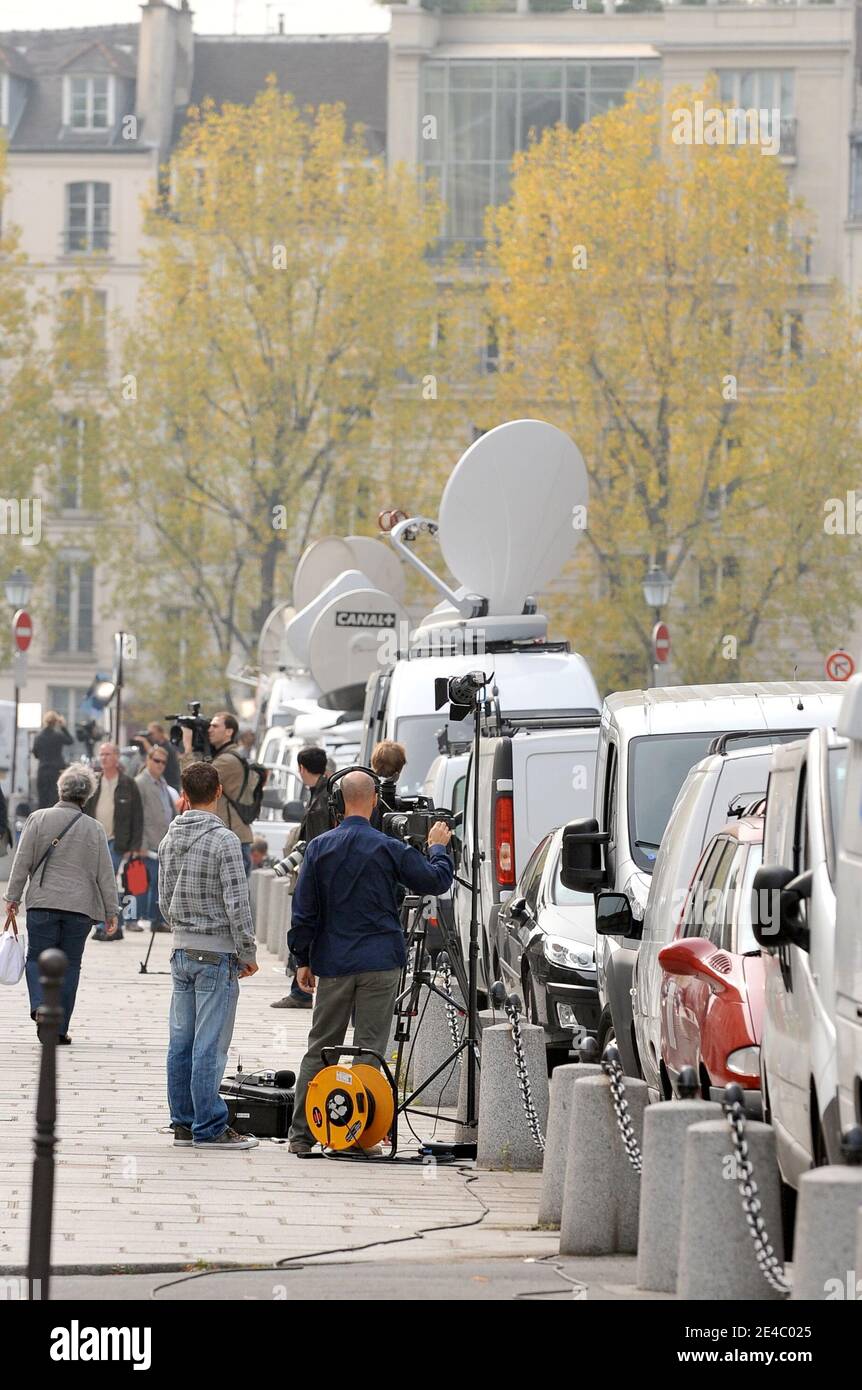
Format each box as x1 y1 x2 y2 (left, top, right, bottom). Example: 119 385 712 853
286 769 453 1157
270 746 331 1011
370 740 407 828
180 711 254 874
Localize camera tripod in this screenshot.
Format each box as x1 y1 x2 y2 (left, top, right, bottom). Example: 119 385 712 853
138 920 172 976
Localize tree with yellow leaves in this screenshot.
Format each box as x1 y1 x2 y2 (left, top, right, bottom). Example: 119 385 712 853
107 83 453 710
487 82 862 690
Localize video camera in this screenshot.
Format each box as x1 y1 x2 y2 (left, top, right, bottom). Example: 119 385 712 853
165 701 211 757
382 806 456 851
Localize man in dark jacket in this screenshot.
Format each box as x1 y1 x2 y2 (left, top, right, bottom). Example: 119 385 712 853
286 770 453 1156
84 741 143 941
271 745 332 1011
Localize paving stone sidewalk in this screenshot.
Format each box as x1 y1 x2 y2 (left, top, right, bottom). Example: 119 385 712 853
0 921 559 1271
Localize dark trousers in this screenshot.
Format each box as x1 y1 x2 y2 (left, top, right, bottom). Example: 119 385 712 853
25 908 92 1035
289 969 400 1147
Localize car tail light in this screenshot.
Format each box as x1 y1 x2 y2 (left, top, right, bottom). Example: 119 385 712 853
494 795 515 886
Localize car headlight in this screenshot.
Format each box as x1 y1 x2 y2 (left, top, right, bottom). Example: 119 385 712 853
727 1046 760 1077
542 935 595 971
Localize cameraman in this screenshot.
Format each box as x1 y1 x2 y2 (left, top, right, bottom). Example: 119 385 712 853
180 711 254 875
270 745 331 1011
287 770 453 1157
370 740 406 828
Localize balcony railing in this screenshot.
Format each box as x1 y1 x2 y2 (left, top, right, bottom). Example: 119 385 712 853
60 229 113 256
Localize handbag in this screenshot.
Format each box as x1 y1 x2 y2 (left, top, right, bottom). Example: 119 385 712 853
0 908 25 986
122 855 149 897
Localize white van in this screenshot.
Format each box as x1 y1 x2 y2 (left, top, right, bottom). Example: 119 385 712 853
634 741 780 1097
455 718 599 993
360 646 600 796
560 683 842 1074
751 727 848 1184
835 675 862 1139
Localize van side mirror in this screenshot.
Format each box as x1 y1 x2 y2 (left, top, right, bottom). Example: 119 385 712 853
561 818 609 893
751 865 812 951
508 896 527 919
595 891 642 941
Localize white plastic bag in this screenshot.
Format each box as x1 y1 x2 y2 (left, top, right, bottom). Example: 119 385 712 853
0 910 26 986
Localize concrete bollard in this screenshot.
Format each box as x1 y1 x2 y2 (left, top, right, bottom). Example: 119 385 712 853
278 892 292 962
559 1073 649 1255
637 1100 722 1293
537 1063 604 1230
457 1009 501 1134
410 979 464 1109
255 872 278 953
269 878 291 955
677 1119 784 1301
791 1167 862 1301
250 868 275 932
476 1021 549 1172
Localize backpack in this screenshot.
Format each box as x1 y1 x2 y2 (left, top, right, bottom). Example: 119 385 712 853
223 751 268 826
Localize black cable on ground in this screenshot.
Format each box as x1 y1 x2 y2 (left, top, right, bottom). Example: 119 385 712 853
147 1165 490 1298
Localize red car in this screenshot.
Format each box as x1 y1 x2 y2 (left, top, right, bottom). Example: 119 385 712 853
658 813 764 1114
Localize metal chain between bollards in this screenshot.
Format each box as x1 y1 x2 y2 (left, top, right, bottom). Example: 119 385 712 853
438 959 462 1053
600 1046 642 1174
501 993 545 1154
722 1087 790 1297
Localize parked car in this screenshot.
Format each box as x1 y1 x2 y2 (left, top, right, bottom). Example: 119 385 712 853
752 728 848 1184
455 717 599 995
658 813 765 1112
831 678 862 1140
495 826 599 1066
633 741 780 1098
561 682 842 1076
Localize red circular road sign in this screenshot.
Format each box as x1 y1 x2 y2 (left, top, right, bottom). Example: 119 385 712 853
652 621 671 664
826 649 855 682
12 609 32 652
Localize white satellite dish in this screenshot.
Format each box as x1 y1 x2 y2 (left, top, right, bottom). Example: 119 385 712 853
308 586 409 700
257 600 295 670
437 420 588 616
292 537 355 612
283 569 377 669
344 536 405 603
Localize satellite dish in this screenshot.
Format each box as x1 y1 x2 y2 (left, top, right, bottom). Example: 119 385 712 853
283 569 376 669
293 537 355 612
308 586 409 699
257 600 295 670
345 536 405 603
437 420 588 616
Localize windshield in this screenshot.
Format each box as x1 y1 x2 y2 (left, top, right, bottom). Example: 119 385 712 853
394 714 447 793
628 733 719 872
737 845 764 954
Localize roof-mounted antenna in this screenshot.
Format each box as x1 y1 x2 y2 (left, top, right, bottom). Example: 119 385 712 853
792 665 804 711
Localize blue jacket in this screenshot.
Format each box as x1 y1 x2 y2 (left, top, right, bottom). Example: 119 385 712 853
288 815 454 977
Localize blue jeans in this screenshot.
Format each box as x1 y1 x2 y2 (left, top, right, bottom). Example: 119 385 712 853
241 842 251 878
94 839 137 931
25 909 92 1035
167 949 239 1141
137 856 162 925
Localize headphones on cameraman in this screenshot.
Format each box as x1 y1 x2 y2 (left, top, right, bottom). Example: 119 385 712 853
327 766 382 825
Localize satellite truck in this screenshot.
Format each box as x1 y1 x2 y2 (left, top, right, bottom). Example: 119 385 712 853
365 419 601 793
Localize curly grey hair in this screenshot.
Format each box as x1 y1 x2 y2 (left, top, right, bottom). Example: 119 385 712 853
57 762 97 806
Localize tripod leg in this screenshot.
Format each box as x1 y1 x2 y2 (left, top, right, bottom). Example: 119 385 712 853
139 924 157 975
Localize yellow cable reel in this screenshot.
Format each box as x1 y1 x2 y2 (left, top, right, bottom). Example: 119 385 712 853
306 1061 395 1152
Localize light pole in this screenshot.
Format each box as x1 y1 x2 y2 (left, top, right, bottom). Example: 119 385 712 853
642 564 672 689
5 567 33 797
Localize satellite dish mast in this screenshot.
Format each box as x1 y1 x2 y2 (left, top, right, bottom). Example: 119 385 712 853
383 419 589 644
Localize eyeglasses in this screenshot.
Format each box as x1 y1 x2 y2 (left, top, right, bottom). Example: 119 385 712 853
149 755 167 766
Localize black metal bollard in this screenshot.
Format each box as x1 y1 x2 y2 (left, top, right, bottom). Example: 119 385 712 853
27 948 67 1302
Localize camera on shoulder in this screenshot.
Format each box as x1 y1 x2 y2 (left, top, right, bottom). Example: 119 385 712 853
164 700 211 757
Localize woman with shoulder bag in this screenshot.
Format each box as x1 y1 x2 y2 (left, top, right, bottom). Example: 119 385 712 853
3 763 121 1044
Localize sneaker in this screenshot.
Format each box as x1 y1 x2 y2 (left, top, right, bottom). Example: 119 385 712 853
91 927 107 942
193 1127 259 1150
270 995 313 1009
125 922 144 933
173 1125 194 1147
288 1140 314 1157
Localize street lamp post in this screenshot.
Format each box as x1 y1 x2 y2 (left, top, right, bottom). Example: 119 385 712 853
642 564 672 689
5 567 33 798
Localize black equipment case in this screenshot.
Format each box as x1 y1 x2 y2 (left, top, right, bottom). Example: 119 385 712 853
219 1070 295 1139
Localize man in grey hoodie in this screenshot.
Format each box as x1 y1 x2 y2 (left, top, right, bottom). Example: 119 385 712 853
159 762 259 1150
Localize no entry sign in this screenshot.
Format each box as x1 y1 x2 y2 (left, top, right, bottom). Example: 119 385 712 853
12 609 33 652
652 621 671 664
826 649 855 682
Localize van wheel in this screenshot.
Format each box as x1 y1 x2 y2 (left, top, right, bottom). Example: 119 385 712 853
659 1060 673 1101
597 1006 616 1055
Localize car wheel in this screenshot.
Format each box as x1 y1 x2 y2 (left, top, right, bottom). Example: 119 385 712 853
522 966 540 1025
659 1060 673 1102
597 1005 616 1056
